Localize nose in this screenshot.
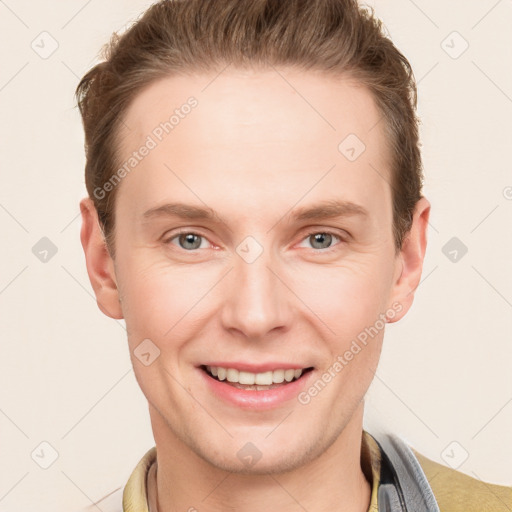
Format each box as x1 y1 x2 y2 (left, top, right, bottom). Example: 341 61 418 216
220 239 293 340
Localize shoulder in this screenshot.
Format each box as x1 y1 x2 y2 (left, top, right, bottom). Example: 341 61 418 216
77 446 157 512
413 449 512 512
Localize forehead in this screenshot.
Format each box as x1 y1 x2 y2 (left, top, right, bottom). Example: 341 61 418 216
122 67 386 147
115 67 392 218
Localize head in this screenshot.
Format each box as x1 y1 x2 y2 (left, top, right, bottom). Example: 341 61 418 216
78 0 430 475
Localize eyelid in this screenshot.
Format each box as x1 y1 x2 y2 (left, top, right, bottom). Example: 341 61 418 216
162 228 214 247
296 228 348 252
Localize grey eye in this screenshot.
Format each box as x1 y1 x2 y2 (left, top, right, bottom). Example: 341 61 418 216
177 233 203 250
309 233 334 250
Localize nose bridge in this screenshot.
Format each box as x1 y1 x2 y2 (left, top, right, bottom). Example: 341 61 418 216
221 235 290 338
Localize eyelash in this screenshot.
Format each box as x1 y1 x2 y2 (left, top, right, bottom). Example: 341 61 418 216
163 228 346 253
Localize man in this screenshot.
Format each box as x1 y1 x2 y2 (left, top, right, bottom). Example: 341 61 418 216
77 0 511 510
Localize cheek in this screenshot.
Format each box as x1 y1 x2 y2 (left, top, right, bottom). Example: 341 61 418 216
117 240 395 349
291 257 392 329
117 255 220 341
306 270 387 405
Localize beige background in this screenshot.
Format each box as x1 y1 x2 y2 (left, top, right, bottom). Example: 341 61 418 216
0 0 511 510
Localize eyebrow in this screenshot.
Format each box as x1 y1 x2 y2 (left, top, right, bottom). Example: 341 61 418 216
290 199 368 222
141 199 368 225
142 202 223 223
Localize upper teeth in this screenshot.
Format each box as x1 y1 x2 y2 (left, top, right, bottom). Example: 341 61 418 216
206 366 303 385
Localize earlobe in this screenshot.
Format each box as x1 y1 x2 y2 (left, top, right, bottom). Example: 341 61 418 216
79 197 124 320
387 196 431 323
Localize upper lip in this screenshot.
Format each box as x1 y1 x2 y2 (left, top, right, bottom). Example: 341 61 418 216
200 362 313 373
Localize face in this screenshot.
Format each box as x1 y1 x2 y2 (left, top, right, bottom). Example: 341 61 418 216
81 66 430 475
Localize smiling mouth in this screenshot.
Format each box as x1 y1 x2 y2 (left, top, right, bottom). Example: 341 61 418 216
200 365 314 390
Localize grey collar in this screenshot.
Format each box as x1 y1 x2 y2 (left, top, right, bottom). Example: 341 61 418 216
372 433 440 512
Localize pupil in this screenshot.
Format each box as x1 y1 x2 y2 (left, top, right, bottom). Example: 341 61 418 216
312 233 331 249
180 233 201 250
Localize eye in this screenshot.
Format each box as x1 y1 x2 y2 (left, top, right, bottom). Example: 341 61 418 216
162 229 346 253
298 230 345 251
164 231 210 251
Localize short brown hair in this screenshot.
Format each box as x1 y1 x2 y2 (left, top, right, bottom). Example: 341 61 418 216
76 0 423 259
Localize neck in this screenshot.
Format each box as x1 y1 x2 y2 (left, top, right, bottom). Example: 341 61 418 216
149 403 371 512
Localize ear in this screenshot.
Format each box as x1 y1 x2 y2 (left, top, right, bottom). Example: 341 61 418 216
79 197 123 319
387 196 431 323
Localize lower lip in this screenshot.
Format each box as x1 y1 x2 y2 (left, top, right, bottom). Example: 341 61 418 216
198 367 314 410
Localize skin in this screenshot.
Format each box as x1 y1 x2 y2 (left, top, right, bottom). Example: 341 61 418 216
80 66 430 512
